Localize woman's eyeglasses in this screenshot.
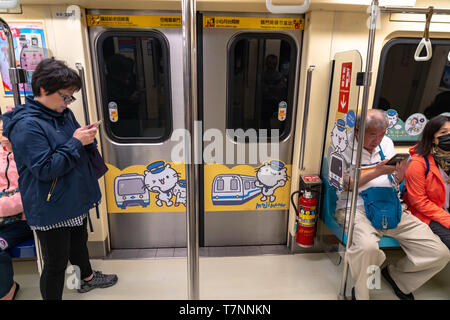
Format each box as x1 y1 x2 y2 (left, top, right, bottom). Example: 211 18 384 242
57 91 76 104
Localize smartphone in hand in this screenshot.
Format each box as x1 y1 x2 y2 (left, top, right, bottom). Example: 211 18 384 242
385 153 409 166
85 120 102 129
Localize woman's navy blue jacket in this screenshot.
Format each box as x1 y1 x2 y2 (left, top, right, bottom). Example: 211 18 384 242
2 97 101 228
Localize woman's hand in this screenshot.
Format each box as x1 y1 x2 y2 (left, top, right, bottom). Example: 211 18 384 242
394 158 409 182
73 126 97 146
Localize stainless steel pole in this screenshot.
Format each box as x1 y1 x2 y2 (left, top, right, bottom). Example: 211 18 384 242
298 65 315 171
0 17 21 107
338 0 379 300
75 63 91 125
182 0 200 300
379 6 450 14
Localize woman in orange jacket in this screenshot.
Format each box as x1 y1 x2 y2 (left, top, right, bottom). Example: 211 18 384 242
404 114 450 249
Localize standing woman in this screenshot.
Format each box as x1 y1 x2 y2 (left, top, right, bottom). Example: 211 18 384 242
404 114 450 249
2 58 117 300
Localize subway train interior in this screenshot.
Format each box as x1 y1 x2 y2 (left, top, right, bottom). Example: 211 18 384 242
0 0 450 301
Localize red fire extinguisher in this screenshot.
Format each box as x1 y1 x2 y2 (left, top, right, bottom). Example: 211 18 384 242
291 190 317 247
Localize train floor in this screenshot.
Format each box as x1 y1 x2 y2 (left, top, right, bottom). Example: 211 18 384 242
11 247 450 300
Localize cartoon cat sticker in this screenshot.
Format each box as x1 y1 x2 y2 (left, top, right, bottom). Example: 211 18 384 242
144 161 179 207
173 180 187 207
254 160 288 203
330 118 348 154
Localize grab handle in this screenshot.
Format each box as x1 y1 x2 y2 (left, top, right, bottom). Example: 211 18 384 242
415 6 434 62
414 38 432 62
265 0 310 14
75 63 91 126
299 65 315 170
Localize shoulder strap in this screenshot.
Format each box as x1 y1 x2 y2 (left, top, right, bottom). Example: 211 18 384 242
379 145 385 161
378 144 394 184
424 155 430 178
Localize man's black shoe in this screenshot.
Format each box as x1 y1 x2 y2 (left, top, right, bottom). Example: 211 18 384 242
381 266 415 300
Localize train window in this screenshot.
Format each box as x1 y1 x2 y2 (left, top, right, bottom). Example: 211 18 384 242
230 178 238 190
97 31 172 142
245 181 250 190
217 179 224 191
118 179 145 196
227 33 297 141
373 38 450 145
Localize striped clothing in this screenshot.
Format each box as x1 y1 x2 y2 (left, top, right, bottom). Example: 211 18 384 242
30 214 88 231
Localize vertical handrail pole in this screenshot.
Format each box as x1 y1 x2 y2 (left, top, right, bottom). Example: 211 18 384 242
182 0 200 300
0 17 21 107
338 0 379 300
299 65 315 170
75 63 91 125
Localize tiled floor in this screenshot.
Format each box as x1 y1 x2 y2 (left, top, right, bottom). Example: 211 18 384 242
104 245 290 260
11 248 450 300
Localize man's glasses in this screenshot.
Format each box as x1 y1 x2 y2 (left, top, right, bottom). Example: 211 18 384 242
57 91 76 104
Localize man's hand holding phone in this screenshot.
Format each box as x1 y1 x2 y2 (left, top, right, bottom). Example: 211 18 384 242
385 153 409 166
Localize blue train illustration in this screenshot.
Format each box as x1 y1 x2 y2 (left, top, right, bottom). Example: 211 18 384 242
114 173 150 209
212 174 261 205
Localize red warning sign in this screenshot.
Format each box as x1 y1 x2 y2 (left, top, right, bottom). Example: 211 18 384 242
338 62 352 113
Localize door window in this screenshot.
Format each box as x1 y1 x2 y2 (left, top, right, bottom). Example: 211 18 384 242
97 31 172 142
227 33 297 141
373 38 450 144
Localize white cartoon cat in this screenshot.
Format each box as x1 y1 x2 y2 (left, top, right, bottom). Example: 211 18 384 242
144 161 179 207
173 180 187 207
330 118 348 154
386 109 398 130
254 161 288 203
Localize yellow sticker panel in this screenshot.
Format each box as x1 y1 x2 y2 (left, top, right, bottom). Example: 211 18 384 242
87 15 182 27
204 161 292 212
203 16 304 30
104 160 186 213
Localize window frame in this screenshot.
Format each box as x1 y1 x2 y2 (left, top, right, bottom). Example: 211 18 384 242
96 30 173 144
226 32 297 142
373 37 450 146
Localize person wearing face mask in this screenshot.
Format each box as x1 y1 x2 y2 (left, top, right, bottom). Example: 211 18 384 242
404 115 450 249
0 113 33 300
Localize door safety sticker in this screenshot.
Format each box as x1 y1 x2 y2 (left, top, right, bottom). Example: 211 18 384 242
108 101 118 123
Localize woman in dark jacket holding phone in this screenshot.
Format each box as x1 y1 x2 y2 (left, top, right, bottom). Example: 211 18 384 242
3 58 117 300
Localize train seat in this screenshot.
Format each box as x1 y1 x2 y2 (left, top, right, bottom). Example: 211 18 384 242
10 239 37 259
321 158 400 248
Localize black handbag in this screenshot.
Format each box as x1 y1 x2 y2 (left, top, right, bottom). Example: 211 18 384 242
67 112 108 179
85 143 108 179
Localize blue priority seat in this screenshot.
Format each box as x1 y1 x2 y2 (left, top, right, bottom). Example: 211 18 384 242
10 239 37 259
321 157 400 248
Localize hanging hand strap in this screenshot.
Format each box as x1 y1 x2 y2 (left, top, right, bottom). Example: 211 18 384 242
414 6 434 62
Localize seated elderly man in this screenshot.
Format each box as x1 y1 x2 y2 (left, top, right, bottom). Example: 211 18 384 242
336 109 450 300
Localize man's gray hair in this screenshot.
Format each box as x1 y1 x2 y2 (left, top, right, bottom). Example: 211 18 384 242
355 109 389 131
